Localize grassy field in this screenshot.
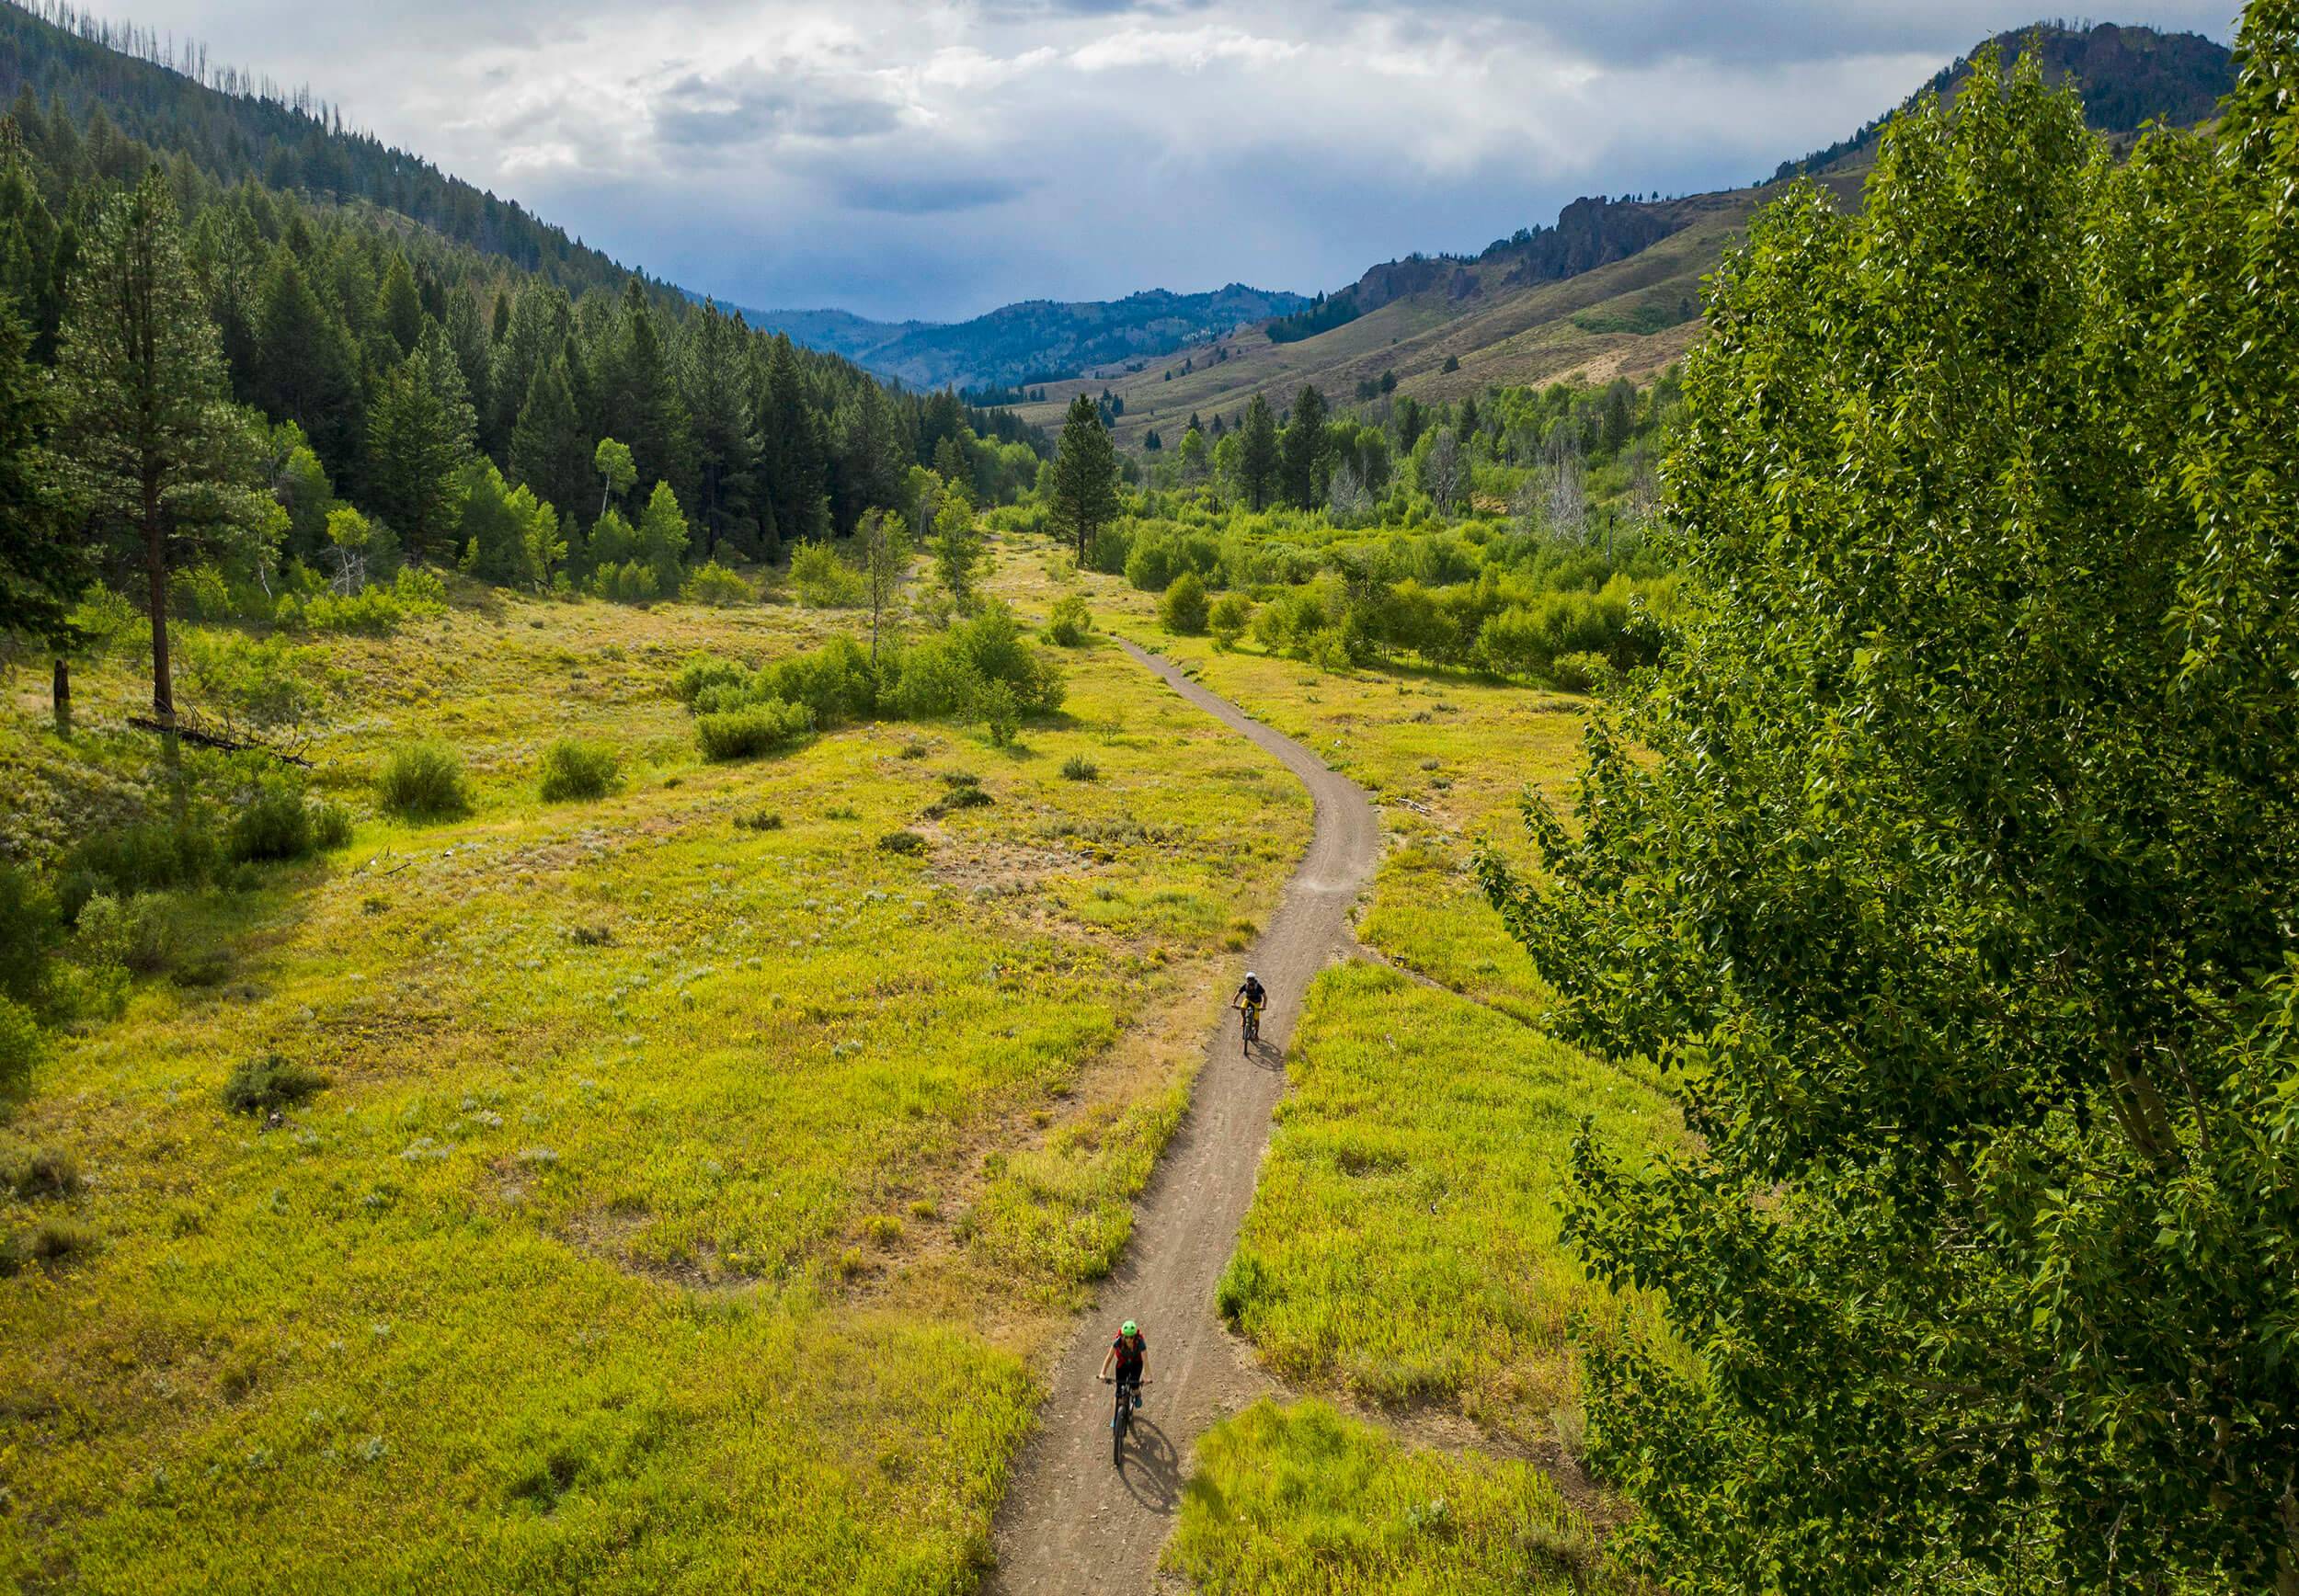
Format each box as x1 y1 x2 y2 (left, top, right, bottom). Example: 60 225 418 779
982 546 1682 1585
1214 964 1676 1445
0 577 1310 1590
1165 1399 1598 1594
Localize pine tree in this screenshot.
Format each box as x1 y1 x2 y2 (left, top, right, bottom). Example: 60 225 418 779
1235 393 1279 510
681 302 757 559
508 356 589 532
373 252 423 360
0 294 79 724
53 172 269 728
486 286 569 462
1047 393 1120 561
367 325 476 564
1277 384 1329 508
600 280 692 505
833 380 905 531
248 245 361 481
755 334 828 553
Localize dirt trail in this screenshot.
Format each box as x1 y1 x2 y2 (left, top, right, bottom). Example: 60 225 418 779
986 640 1380 1594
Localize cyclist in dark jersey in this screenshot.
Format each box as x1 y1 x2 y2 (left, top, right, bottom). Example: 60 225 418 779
1100 1319 1148 1410
1234 973 1267 1023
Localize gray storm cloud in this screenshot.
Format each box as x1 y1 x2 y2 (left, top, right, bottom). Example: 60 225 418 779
73 0 2243 318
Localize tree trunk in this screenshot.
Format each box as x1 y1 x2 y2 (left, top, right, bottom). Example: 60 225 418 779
51 655 70 735
143 483 173 732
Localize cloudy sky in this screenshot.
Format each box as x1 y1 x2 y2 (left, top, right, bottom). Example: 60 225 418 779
91 1 2237 321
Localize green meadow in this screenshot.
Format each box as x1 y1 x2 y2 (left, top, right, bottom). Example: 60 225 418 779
0 574 1309 1590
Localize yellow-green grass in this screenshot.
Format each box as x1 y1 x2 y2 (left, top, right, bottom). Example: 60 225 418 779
1010 555 1583 1021
1165 1398 1601 1594
0 581 1310 1590
1216 963 1676 1446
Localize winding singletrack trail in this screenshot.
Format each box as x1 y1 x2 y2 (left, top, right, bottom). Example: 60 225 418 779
986 640 1381 1594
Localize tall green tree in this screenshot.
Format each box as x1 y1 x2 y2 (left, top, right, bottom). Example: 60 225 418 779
681 301 757 559
372 251 423 360
1047 393 1119 561
930 478 982 611
1276 383 1329 509
833 379 906 531
599 279 692 505
247 245 361 480
0 295 80 723
858 506 909 666
508 356 589 533
367 324 476 564
755 334 829 554
634 480 689 595
1234 393 1279 510
1483 37 2299 1593
53 172 269 728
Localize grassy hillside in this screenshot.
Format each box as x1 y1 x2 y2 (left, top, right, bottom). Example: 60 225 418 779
1013 21 2229 449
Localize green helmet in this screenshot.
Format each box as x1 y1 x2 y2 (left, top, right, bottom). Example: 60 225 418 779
1121 1320 1138 1337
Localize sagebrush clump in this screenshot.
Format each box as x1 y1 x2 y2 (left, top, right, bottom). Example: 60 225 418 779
538 738 620 802
221 1054 329 1116
378 742 472 820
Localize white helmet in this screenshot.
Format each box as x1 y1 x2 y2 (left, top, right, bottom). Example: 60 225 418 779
1245 972 1259 981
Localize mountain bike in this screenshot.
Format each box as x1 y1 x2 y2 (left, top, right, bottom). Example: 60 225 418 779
1108 1375 1145 1465
1238 1001 1262 1056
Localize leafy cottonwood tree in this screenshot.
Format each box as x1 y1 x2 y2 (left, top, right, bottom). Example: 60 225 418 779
1483 35 2299 1593
1047 393 1118 561
858 505 910 665
54 171 269 728
931 478 983 612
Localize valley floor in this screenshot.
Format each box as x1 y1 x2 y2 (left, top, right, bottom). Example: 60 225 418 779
1 532 1672 1592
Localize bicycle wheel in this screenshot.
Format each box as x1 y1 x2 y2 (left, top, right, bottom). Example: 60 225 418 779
1112 1388 1128 1465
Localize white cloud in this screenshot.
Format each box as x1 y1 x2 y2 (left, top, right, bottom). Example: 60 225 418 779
72 0 2242 318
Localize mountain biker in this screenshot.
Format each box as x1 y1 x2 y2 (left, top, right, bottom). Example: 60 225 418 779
1100 1319 1148 1408
1233 972 1267 1024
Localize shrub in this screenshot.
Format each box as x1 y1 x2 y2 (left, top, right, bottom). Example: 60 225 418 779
228 772 319 861
681 561 754 606
3 1144 81 1200
978 678 1021 747
0 997 42 1099
378 741 473 820
312 802 354 850
695 699 814 761
789 542 865 607
734 809 783 831
22 1216 97 1268
1208 592 1253 651
759 635 879 727
300 585 405 633
673 654 749 705
0 865 58 1006
1126 541 1179 593
221 1054 328 1116
589 559 658 604
1062 756 1100 781
1548 651 1615 695
74 892 173 975
1046 593 1094 647
1160 572 1210 634
877 830 928 856
63 820 216 905
538 739 620 802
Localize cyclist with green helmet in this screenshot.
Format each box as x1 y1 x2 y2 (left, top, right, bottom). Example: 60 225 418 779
1100 1319 1149 1412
